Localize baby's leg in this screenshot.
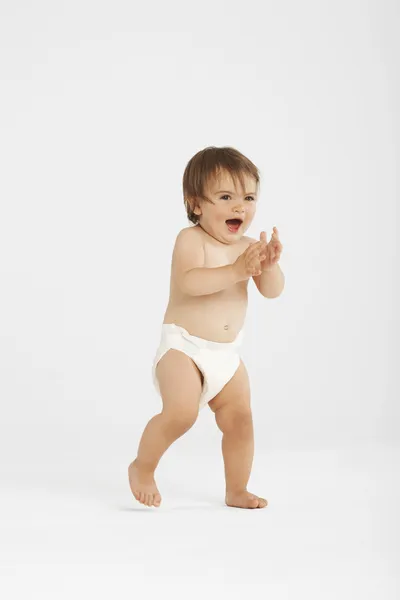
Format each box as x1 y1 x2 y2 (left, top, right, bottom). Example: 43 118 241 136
128 349 202 507
208 360 268 509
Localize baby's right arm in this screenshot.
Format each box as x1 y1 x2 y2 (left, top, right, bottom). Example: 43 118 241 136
172 228 265 296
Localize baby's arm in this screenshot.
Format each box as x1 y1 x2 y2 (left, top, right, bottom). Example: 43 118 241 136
172 228 240 296
246 235 285 298
172 228 264 296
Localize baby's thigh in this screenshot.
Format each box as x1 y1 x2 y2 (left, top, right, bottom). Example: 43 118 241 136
155 349 203 419
208 360 250 414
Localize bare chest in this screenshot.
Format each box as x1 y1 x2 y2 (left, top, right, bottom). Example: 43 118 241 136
203 239 250 268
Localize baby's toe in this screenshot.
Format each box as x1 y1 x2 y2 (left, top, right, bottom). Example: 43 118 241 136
153 494 162 507
258 497 268 508
146 494 153 507
249 495 259 508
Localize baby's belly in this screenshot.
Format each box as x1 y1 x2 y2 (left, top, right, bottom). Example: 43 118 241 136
163 292 248 343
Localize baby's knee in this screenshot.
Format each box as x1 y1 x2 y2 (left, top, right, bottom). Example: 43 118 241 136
217 406 253 436
162 407 198 436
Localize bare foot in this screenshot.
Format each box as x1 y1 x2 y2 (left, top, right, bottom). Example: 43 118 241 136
128 459 162 507
226 490 268 509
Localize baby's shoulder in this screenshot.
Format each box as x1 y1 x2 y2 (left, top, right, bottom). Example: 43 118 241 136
172 225 204 256
175 225 203 240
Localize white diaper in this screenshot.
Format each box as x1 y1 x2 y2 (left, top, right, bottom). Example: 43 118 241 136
152 323 244 410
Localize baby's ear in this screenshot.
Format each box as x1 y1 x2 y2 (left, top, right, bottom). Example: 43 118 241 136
185 195 201 217
192 200 202 216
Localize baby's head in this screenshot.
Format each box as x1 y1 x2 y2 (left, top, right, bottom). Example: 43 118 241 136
183 146 260 244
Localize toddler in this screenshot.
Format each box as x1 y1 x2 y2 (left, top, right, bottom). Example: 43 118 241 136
128 146 284 509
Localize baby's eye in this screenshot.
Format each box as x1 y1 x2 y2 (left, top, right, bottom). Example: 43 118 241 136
220 195 256 201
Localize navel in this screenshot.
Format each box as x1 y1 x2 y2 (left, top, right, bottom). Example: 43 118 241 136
224 324 229 330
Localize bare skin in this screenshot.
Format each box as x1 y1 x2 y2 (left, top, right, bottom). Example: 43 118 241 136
209 360 267 509
129 170 280 508
129 349 202 507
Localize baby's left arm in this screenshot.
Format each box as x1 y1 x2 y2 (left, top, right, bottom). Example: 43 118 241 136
248 228 285 298
252 263 285 298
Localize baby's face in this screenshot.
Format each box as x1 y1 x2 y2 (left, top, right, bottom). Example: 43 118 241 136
194 171 258 245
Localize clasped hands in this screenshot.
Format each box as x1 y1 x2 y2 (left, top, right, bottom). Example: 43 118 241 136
233 227 283 279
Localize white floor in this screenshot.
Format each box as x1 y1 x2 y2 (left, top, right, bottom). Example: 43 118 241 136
0 443 399 599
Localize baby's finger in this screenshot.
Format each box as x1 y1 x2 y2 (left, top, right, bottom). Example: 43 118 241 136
257 241 268 254
248 259 261 272
251 249 264 261
246 241 260 252
247 242 263 258
273 240 282 252
248 255 261 269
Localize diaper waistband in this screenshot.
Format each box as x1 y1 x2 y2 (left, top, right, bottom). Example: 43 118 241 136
161 323 243 350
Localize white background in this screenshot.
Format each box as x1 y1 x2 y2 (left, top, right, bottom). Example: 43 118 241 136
0 0 398 598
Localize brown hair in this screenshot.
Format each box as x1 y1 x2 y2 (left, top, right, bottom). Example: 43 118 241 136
182 146 260 225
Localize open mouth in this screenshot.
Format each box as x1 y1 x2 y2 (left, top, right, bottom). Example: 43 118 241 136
225 218 243 233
